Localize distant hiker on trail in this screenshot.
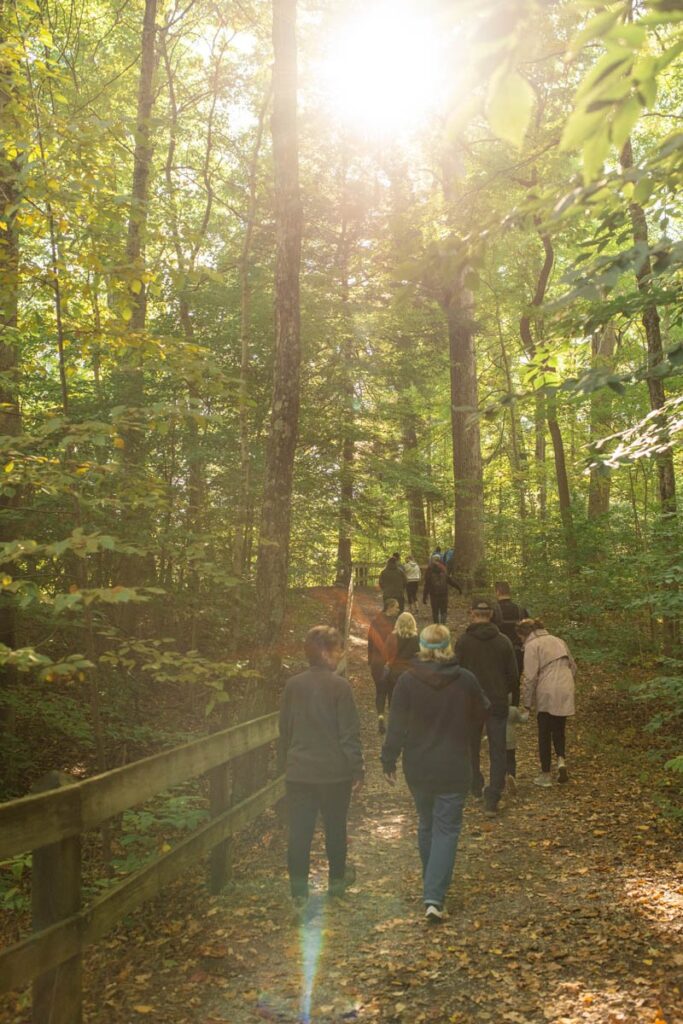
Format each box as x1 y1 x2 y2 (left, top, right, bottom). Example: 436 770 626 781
404 554 421 614
443 544 454 573
379 555 406 613
381 623 489 924
278 626 363 910
505 698 529 796
385 612 420 694
492 581 530 688
423 554 461 624
517 618 576 788
454 598 519 818
368 599 400 734
431 545 444 563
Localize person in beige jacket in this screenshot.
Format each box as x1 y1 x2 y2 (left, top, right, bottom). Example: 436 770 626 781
517 619 577 788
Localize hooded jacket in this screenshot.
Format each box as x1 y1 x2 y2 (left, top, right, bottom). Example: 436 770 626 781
278 666 364 783
381 658 489 794
454 622 519 715
379 559 406 600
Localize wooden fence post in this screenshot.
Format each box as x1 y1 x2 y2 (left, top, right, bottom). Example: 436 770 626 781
208 759 232 894
31 771 82 1024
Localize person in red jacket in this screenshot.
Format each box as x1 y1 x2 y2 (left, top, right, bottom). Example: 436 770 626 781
367 599 399 734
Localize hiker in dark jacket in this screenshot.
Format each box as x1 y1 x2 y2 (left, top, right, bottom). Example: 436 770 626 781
381 623 489 923
368 599 399 734
423 554 461 624
385 612 420 687
492 581 529 691
279 626 364 906
454 598 519 817
379 555 407 612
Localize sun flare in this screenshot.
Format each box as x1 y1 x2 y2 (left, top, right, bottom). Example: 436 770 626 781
320 1 448 139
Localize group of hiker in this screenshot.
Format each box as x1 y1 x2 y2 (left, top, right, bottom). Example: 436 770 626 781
278 580 576 924
378 549 461 623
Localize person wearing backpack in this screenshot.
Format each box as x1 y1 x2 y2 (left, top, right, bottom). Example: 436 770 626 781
492 581 529 699
423 555 461 624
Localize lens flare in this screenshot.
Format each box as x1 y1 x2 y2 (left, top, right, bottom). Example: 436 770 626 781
297 898 326 1023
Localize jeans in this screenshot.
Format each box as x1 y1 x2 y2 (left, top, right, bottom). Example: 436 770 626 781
410 789 465 908
537 712 567 772
470 713 507 808
430 594 448 623
286 780 352 898
370 662 394 715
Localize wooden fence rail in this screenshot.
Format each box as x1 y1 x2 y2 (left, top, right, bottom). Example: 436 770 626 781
0 711 282 1022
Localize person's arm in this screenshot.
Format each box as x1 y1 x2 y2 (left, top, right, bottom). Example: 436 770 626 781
337 682 364 781
385 632 398 666
503 636 520 706
522 643 540 709
566 644 577 677
492 602 502 628
277 683 292 776
381 676 409 779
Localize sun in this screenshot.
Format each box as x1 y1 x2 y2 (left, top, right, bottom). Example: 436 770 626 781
319 1 448 140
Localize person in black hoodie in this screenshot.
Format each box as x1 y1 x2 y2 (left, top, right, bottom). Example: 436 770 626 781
492 581 530 687
279 626 364 906
381 624 489 923
423 554 461 624
454 598 519 817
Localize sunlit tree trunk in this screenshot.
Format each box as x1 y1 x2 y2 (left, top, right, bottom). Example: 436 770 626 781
402 415 429 563
0 0 22 763
588 325 617 520
334 160 355 587
255 0 302 649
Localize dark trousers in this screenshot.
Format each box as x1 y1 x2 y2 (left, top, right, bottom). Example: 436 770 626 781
506 748 517 777
286 780 352 898
430 594 448 624
406 581 419 604
370 661 395 714
537 712 567 772
470 714 507 808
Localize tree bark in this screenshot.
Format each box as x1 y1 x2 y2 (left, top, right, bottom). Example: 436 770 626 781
587 325 617 520
621 139 677 519
446 275 485 586
334 158 355 587
255 0 302 648
402 415 429 563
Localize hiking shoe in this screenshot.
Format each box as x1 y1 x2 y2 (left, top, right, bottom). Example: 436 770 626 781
557 760 569 784
425 904 445 924
378 715 386 735
483 805 497 819
533 773 552 788
505 774 517 797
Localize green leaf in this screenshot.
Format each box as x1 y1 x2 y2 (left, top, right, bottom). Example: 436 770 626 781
611 96 642 149
486 70 535 149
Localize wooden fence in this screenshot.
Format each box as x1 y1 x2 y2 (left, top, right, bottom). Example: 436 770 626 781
0 577 358 1023
0 712 283 1023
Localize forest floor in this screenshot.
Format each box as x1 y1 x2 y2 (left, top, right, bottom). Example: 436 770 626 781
3 590 682 1024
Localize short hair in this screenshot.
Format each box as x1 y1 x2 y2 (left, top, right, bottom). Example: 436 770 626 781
516 617 545 639
384 598 400 613
418 624 453 662
394 612 418 638
304 625 342 665
392 551 401 561
495 581 511 595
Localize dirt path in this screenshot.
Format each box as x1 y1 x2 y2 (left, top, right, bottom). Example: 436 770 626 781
8 591 680 1024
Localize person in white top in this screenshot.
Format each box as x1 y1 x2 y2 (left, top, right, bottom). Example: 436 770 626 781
403 554 421 614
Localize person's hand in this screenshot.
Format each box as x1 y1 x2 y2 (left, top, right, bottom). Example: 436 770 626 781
384 771 396 786
352 777 364 795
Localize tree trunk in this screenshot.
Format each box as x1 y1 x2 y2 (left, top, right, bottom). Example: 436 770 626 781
446 276 485 587
621 139 677 519
587 325 617 519
402 415 429 564
334 163 355 587
255 0 302 651
0 1 21 762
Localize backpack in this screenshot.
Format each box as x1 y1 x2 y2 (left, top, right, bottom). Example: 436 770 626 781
430 567 448 596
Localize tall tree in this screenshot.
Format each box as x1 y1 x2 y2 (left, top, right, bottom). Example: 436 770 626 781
587 325 617 520
255 0 302 645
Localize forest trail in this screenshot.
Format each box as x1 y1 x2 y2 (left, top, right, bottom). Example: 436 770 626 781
29 591 680 1024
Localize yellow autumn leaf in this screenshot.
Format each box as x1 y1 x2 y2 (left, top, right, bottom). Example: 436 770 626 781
1 576 12 587
4 462 14 473
133 1007 156 1015
47 178 59 191
113 436 125 449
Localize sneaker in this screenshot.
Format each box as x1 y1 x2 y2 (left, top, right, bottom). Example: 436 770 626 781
557 759 569 784
378 715 386 735
533 773 552 788
505 774 517 797
425 904 445 924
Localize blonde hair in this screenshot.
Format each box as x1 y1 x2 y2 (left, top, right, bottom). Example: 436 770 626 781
418 624 453 662
394 612 418 638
